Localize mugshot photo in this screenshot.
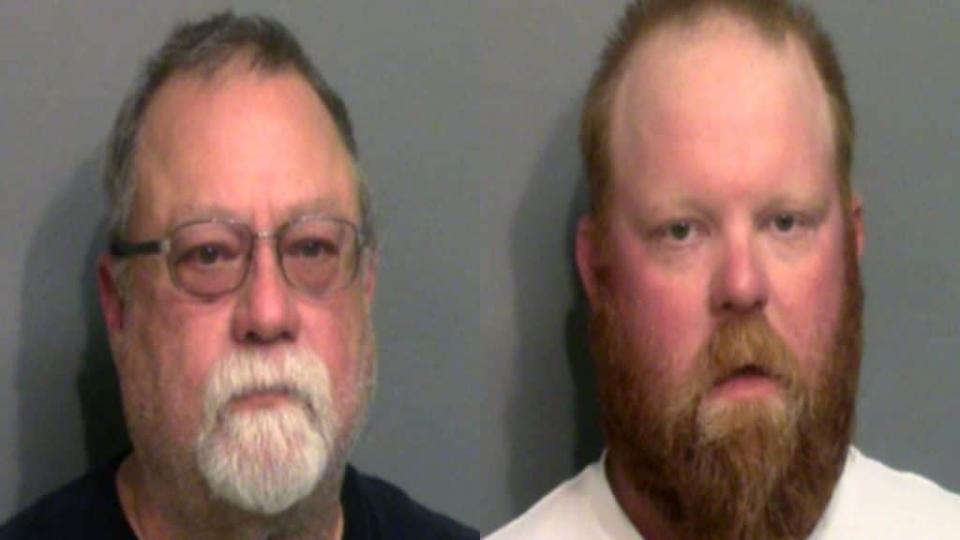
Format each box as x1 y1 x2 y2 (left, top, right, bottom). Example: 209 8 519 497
1 1 958 538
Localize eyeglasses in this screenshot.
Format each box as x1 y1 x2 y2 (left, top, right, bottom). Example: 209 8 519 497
110 216 367 300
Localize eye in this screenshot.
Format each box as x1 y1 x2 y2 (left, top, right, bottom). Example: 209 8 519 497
667 221 693 241
651 219 704 246
178 243 239 267
765 212 815 238
287 237 339 258
772 213 796 233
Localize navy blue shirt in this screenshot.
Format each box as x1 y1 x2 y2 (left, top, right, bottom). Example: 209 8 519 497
0 457 479 539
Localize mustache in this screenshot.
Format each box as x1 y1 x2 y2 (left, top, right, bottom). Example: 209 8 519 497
227 384 316 416
202 348 332 428
698 313 799 391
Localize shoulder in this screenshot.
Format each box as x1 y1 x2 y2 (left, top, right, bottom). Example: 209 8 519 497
343 465 479 540
488 460 639 540
814 447 960 539
0 457 134 540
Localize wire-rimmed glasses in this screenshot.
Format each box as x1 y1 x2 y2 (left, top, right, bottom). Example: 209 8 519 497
110 215 367 300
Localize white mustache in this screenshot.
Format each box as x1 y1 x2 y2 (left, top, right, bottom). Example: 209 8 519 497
202 348 332 430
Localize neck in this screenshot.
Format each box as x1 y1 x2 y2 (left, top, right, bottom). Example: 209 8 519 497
605 441 847 540
116 454 344 540
605 450 678 540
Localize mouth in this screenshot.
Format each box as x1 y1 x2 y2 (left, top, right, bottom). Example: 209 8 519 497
707 365 782 401
226 385 302 414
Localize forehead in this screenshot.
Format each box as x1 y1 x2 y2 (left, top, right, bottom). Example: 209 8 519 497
130 62 357 233
609 13 834 193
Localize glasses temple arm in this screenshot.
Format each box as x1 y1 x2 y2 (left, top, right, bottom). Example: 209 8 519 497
109 239 165 257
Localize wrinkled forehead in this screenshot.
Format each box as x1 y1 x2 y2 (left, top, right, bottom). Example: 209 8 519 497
129 63 359 234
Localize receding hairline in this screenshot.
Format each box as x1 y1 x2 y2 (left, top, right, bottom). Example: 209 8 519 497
603 4 804 102
584 3 851 219
137 53 354 157
128 56 364 233
608 11 835 169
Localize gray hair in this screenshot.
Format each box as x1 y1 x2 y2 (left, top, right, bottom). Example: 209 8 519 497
104 10 375 247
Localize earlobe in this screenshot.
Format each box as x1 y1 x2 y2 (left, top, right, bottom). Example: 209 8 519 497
575 216 603 309
97 254 126 333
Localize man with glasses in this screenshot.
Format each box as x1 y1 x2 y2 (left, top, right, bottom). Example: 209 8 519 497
1 12 477 540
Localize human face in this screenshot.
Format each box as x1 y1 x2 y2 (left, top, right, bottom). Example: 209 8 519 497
580 17 861 423
576 17 864 537
98 64 376 514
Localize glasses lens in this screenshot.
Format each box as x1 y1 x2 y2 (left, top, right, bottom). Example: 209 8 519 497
168 222 250 296
280 219 357 296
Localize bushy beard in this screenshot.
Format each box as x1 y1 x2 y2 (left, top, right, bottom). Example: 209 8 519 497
592 231 863 539
195 348 338 516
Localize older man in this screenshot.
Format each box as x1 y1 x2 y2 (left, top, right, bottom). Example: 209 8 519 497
1 12 477 540
492 1 960 539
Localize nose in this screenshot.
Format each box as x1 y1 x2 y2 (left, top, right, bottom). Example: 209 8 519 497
231 242 300 345
709 232 769 315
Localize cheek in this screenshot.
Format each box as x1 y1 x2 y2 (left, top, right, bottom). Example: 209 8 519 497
605 235 711 378
768 237 847 371
123 277 231 440
299 293 371 420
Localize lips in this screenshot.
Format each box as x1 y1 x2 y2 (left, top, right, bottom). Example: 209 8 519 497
219 384 316 420
708 364 784 401
231 384 296 403
716 364 773 385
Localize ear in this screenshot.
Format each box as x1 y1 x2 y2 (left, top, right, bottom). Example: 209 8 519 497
849 194 865 258
575 215 604 309
97 254 126 335
360 248 378 307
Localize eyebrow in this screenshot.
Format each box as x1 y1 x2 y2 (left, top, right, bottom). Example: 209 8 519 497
635 189 832 226
640 196 718 223
761 193 831 215
169 204 239 227
167 197 351 229
284 198 346 220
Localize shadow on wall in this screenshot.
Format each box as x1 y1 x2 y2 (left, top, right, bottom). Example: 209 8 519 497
506 101 604 514
16 149 129 508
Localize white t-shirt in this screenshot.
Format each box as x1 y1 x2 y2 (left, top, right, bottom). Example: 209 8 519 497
487 447 960 539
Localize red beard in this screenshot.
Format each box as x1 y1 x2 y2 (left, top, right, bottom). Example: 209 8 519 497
592 227 863 539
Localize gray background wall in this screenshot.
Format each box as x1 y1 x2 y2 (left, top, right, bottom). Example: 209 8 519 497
0 1 957 534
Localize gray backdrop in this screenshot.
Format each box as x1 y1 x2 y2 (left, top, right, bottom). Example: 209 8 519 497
1 1 957 534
